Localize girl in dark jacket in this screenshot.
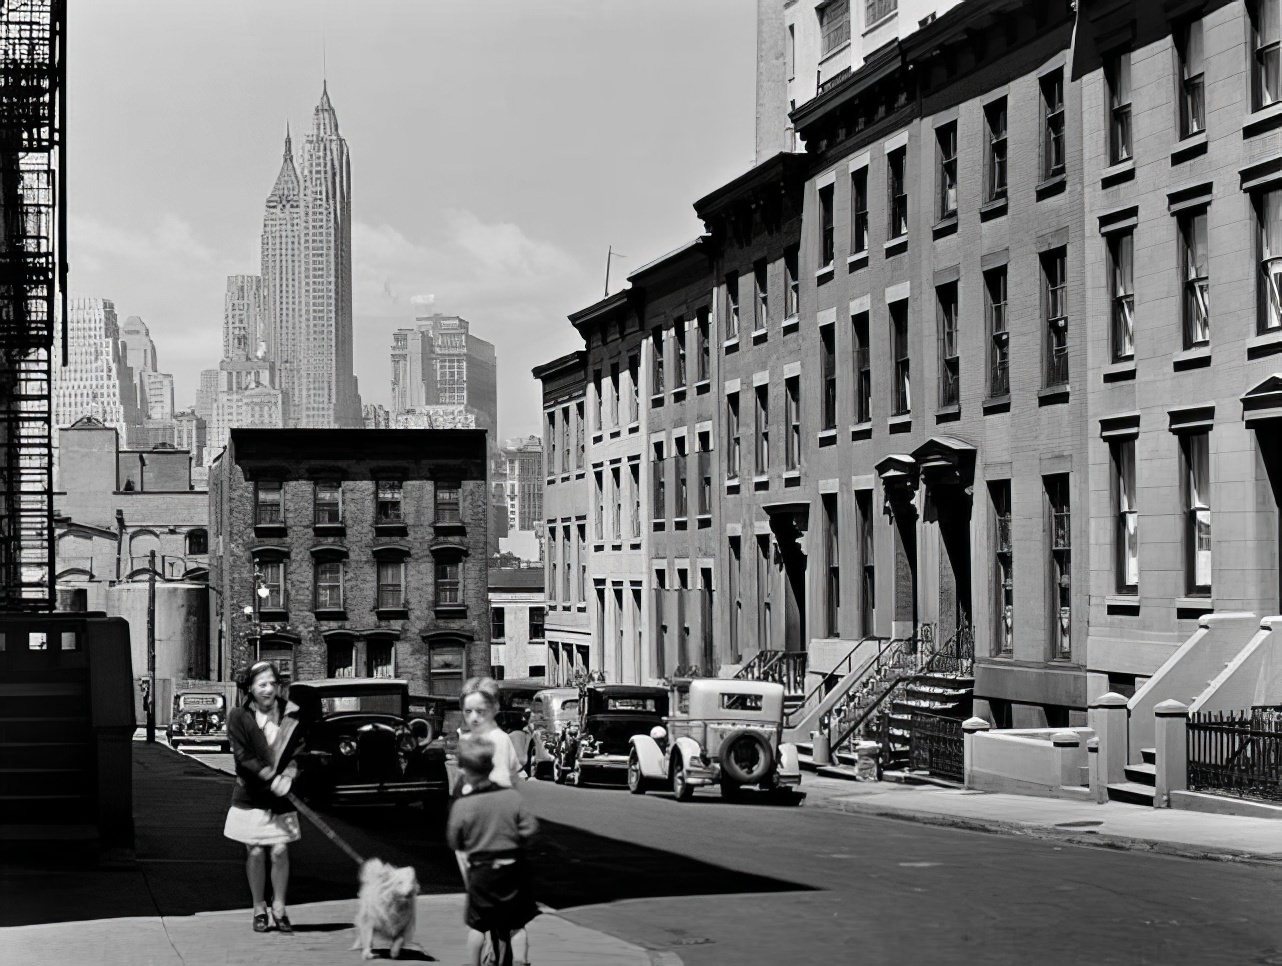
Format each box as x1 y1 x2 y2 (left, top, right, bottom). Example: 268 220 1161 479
223 660 304 933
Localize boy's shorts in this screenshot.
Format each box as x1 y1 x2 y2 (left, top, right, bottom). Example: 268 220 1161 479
465 850 538 933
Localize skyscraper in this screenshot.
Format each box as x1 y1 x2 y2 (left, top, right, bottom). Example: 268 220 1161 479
207 275 284 457
223 274 263 361
260 127 303 421
389 313 497 439
53 298 139 441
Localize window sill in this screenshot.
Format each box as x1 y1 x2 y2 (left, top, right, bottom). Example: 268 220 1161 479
850 420 872 441
1036 172 1066 200
559 474 571 483
752 474 770 491
846 251 868 273
628 540 642 551
751 327 769 345
932 214 958 239
671 387 687 405
782 314 800 335
818 427 838 447
864 11 897 35
725 478 740 495
983 394 1011 415
651 521 665 532
1102 359 1136 382
628 420 640 433
697 513 711 529
1105 594 1138 610
313 523 346 538
434 605 468 620
313 609 348 622
591 432 604 445
254 523 287 539
695 379 710 395
1173 344 1211 371
673 517 688 531
611 539 624 548
575 470 586 480
1100 157 1135 188
935 404 961 423
888 413 912 433
783 469 802 487
1175 596 1214 617
884 236 908 258
979 195 1008 221
1247 328 1282 359
434 520 466 536
608 428 621 440
375 608 410 621
593 542 605 552
258 609 289 624
577 603 589 613
1243 101 1282 139
1037 385 1069 405
650 392 665 408
819 38 851 65
374 521 408 537
1171 130 1207 164
816 264 835 285
722 336 740 354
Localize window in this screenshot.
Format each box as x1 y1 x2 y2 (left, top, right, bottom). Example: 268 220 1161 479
756 535 772 650
991 481 1013 655
561 406 571 472
856 490 874 636
628 353 640 423
377 560 405 610
1106 53 1132 164
530 605 545 640
1255 0 1281 110
725 273 740 340
890 301 910 416
609 365 620 427
1041 70 1065 180
727 392 741 480
315 560 344 611
255 482 283 525
853 311 871 423
787 24 796 80
654 570 667 679
548 524 558 599
628 466 640 538
1179 20 1205 138
260 560 286 610
435 559 461 606
888 148 908 239
820 0 851 54
754 260 769 331
186 528 207 555
727 535 741 659
696 308 710 382
821 323 837 430
785 376 801 472
575 401 586 466
652 443 666 521
674 318 688 387
1258 188 1282 332
818 184 836 268
578 524 588 595
697 431 712 517
367 639 394 679
651 330 665 394
546 411 556 473
1043 248 1069 387
376 480 403 522
491 606 506 641
1046 475 1071 660
1182 432 1212 595
866 0 896 23
754 383 770 475
427 640 465 696
850 168 868 255
1109 230 1135 361
784 247 800 318
937 282 959 408
674 438 688 521
593 469 603 536
610 467 623 537
563 526 573 596
937 122 957 219
593 368 604 431
327 638 355 678
823 493 840 637
986 267 1009 397
985 98 1008 202
1112 439 1138 594
1179 209 1210 347
435 482 461 524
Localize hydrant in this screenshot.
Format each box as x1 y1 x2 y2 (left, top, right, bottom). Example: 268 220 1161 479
811 729 832 767
854 739 880 781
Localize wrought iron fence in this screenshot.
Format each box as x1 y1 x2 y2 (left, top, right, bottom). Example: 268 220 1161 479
908 711 964 783
1187 708 1282 803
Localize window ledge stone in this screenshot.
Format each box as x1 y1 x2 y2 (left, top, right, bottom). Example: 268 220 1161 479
846 252 868 272
1101 157 1135 187
1173 345 1211 370
818 428 838 446
850 420 873 441
1037 385 1070 405
932 214 958 239
1244 102 1282 139
1036 172 1066 199
888 413 912 432
884 236 908 258
979 196 1008 221
1247 328 1282 358
1103 359 1137 382
1171 130 1208 164
782 314 800 334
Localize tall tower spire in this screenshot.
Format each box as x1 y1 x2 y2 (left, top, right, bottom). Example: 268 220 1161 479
284 122 292 161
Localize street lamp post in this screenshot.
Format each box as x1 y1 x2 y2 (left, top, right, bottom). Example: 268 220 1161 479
242 568 271 670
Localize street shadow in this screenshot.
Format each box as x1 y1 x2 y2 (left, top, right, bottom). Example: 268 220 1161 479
291 922 353 932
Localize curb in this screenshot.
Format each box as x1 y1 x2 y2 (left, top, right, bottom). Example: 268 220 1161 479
816 795 1282 867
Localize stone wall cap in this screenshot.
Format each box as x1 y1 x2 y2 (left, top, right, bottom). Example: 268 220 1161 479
1154 699 1190 715
1051 731 1080 746
962 716 990 731
1091 692 1129 708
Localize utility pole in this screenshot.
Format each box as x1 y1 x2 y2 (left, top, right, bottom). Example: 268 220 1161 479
146 549 157 743
604 246 626 298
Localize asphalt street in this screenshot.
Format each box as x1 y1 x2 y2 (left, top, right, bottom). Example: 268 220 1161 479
6 741 1282 966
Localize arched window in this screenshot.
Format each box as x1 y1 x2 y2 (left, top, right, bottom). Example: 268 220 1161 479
186 528 208 555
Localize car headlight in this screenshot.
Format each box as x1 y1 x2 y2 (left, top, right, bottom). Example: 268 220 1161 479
398 730 416 754
338 738 357 757
181 712 193 725
209 713 221 728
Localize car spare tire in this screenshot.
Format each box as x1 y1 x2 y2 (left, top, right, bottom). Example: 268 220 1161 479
718 730 773 785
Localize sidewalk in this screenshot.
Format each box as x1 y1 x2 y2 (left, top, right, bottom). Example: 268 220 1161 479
807 775 1282 864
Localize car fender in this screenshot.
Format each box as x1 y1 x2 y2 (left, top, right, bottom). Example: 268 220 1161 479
673 736 704 772
778 742 801 778
629 734 666 780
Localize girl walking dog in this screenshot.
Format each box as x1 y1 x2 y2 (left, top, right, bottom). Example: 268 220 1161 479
223 660 306 934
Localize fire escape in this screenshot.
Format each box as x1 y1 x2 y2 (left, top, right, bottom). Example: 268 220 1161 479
0 0 63 611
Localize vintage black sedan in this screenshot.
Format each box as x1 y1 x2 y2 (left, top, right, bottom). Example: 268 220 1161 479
552 683 668 786
289 678 449 811
167 691 230 751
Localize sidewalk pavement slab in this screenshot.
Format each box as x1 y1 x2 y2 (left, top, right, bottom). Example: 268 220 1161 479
810 778 1282 864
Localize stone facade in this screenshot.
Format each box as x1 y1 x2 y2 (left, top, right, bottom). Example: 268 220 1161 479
487 566 547 680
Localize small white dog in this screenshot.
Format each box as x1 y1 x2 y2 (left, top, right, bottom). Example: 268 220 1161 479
352 858 419 960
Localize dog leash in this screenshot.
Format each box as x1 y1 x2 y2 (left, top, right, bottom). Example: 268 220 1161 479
286 792 366 867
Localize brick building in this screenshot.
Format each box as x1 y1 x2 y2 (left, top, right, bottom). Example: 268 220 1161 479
208 428 489 693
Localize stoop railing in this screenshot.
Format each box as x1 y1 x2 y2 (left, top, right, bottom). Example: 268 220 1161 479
1187 707 1282 804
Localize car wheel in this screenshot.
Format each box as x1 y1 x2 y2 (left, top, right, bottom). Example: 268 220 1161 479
718 730 774 786
627 752 647 795
672 761 693 802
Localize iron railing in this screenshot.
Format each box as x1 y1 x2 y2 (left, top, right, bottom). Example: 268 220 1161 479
1187 708 1282 803
734 649 807 694
783 636 889 729
908 711 964 782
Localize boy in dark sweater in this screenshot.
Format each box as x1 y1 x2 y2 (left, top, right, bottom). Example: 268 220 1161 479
446 735 539 966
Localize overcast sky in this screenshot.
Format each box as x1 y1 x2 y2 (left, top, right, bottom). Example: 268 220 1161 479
67 1 758 440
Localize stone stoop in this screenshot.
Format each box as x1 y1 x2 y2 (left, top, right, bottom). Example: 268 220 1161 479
1107 746 1157 806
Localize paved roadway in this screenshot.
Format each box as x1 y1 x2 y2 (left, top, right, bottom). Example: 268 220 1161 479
166 744 1282 966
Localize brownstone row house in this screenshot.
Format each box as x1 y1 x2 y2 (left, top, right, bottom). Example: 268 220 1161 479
537 0 1282 730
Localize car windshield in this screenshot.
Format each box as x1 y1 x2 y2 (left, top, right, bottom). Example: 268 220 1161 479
318 694 403 715
606 696 658 712
178 694 223 710
504 693 535 709
560 699 579 715
721 693 763 711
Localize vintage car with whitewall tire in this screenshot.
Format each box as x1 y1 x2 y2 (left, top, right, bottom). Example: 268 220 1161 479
527 687 579 779
288 678 450 812
167 691 230 751
553 683 668 786
627 678 802 802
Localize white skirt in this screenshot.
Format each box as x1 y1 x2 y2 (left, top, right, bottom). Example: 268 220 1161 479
223 805 301 846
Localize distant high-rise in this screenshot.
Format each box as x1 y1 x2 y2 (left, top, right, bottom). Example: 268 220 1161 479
224 274 263 361
501 435 544 533
390 313 497 440
53 298 139 441
260 127 303 419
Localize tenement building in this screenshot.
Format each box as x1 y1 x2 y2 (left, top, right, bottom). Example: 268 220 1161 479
208 428 489 692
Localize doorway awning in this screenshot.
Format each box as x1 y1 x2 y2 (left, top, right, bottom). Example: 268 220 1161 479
1242 374 1282 426
911 435 977 487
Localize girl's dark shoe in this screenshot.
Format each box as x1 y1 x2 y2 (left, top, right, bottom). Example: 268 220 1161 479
252 913 270 933
272 911 293 934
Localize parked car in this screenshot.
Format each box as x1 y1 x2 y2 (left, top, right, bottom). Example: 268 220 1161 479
527 687 579 779
627 678 802 801
289 678 450 812
553 683 668 786
167 691 229 751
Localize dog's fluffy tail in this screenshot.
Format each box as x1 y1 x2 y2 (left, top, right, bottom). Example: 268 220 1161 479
358 857 388 884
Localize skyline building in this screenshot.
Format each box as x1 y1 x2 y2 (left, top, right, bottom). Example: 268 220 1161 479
390 313 497 441
500 435 543 534
260 127 304 421
53 298 139 447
